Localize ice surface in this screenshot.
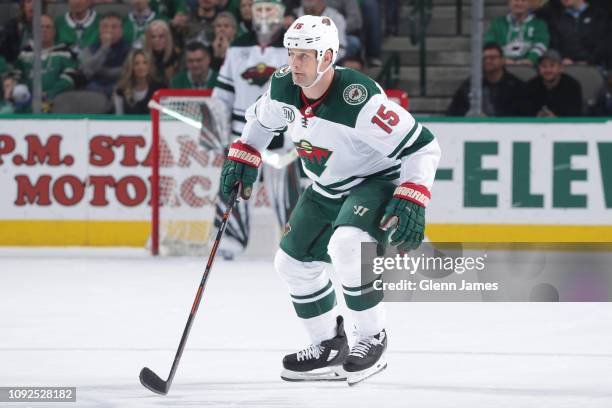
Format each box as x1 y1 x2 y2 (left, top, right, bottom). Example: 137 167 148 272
1 248 611 407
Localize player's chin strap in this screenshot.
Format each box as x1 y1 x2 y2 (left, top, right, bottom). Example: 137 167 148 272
301 58 334 90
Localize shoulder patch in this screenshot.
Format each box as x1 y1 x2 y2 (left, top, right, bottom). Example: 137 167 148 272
343 83 368 105
274 65 291 78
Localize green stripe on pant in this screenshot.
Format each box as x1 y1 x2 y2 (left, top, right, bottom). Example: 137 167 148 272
291 280 337 319
342 279 384 311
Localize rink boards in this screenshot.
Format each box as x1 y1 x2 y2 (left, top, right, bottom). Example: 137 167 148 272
0 115 611 249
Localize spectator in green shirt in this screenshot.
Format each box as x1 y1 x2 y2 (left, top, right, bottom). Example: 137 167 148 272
151 0 190 32
54 0 101 56
123 0 164 48
171 42 217 88
485 0 550 65
15 15 78 110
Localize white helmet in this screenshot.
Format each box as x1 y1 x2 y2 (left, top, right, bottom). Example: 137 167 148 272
283 15 340 88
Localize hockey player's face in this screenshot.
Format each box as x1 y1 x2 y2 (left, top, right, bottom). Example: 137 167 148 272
288 49 318 86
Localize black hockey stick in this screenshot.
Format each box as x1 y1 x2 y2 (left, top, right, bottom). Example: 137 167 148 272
140 187 240 395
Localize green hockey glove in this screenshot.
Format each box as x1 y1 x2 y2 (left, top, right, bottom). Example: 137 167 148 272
220 141 262 200
379 183 430 251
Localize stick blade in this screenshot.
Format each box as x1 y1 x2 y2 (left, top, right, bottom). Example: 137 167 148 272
139 367 169 395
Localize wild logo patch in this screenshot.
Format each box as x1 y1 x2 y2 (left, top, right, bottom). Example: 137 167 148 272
294 140 332 176
274 64 291 78
343 84 368 105
241 63 277 86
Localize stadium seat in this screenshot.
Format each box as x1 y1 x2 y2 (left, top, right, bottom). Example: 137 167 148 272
51 90 111 114
94 3 131 18
564 65 605 113
46 3 69 19
505 65 537 82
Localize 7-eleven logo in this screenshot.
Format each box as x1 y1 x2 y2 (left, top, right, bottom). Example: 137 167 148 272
294 139 332 177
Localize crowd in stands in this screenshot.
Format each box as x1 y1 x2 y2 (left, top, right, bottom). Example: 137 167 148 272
0 0 394 114
1 0 609 117
449 0 612 117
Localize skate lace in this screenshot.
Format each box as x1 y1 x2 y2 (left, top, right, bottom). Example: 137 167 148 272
297 344 324 361
349 335 383 359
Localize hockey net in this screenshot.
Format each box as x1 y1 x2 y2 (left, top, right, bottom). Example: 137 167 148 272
149 88 409 256
150 89 230 255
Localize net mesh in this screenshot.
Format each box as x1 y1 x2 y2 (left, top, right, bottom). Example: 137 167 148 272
155 94 230 255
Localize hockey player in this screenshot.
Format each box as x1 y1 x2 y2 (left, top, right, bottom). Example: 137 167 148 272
213 0 303 258
219 15 440 384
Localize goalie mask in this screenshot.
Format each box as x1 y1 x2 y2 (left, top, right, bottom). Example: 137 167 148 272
283 15 340 89
252 0 285 45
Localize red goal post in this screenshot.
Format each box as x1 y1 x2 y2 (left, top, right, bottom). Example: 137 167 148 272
150 88 409 255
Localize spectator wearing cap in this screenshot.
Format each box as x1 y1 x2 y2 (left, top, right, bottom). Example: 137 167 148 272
80 12 131 97
484 0 550 65
447 43 528 116
546 0 610 66
588 71 612 116
294 0 348 60
0 0 34 64
54 0 101 57
525 49 582 116
170 42 217 88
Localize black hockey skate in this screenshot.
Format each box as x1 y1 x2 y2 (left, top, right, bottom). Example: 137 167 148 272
343 329 388 386
281 316 349 382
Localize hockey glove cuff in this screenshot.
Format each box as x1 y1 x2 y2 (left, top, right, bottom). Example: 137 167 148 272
221 141 262 200
379 183 429 251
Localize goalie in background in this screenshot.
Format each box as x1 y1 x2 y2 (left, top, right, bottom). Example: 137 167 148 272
211 0 305 259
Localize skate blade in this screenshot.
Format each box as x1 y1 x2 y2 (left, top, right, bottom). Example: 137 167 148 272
281 366 346 382
346 357 387 386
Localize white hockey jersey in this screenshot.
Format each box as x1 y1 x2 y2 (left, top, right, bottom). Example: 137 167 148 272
213 31 289 140
240 66 441 199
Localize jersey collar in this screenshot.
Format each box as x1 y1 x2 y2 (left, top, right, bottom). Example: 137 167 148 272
65 9 97 29
299 69 337 118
